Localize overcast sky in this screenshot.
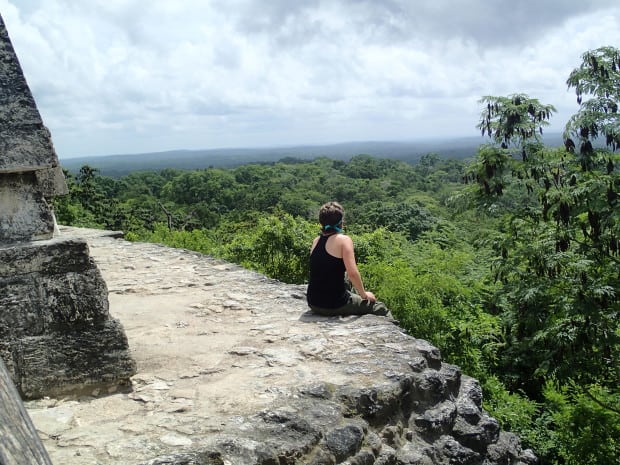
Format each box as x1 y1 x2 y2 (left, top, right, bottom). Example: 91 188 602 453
1 1 619 159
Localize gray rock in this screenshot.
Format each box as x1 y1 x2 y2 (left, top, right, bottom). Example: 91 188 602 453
484 432 538 465
430 435 480 465
347 449 376 465
141 451 225 465
0 16 62 173
395 442 434 465
0 358 53 465
452 413 500 454
0 14 67 243
456 377 484 424
337 377 415 426
0 173 56 242
0 237 136 399
256 408 323 462
410 369 449 411
325 424 365 462
15 318 136 399
411 400 457 440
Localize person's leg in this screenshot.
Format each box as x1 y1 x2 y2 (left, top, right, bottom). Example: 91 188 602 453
341 292 389 316
308 305 341 317
309 293 389 316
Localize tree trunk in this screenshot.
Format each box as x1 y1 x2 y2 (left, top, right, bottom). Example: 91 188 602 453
0 358 53 465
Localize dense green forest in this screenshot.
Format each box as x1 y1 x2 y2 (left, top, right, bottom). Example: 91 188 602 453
54 47 619 465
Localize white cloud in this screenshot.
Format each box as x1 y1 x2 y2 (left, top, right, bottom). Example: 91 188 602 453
1 0 619 157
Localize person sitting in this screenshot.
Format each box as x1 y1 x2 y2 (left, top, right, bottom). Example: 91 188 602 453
306 201 389 316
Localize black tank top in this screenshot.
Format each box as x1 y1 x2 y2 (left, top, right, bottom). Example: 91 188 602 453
307 235 349 308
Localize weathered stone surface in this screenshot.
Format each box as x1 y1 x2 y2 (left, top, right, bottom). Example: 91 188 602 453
23 227 536 465
485 432 538 465
0 235 136 399
0 358 53 465
15 319 136 399
0 13 67 243
412 400 458 440
0 172 56 242
0 15 61 174
35 166 69 197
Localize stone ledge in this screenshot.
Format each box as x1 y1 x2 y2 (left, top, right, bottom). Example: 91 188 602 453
23 229 535 465
0 237 92 275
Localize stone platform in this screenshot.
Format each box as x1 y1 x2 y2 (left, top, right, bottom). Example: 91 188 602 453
23 227 535 465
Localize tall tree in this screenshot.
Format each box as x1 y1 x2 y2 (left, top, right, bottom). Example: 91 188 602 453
477 93 556 149
564 46 620 158
467 50 620 397
465 48 620 465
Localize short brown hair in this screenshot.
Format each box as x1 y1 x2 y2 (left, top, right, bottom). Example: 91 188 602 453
318 202 344 230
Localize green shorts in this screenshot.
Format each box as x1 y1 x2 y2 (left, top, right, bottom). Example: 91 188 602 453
309 292 390 317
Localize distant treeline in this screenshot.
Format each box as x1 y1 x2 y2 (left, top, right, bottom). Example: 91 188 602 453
58 134 565 177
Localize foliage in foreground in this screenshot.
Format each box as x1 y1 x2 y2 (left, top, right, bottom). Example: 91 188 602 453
465 46 620 464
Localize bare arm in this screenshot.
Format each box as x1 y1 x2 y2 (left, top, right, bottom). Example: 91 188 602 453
310 236 320 254
340 235 376 302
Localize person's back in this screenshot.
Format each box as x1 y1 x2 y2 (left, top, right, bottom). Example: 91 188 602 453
307 234 348 308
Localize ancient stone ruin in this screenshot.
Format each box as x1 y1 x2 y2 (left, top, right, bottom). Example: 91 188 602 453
0 14 136 401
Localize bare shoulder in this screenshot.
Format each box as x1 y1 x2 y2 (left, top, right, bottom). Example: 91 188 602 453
310 235 320 254
336 234 354 247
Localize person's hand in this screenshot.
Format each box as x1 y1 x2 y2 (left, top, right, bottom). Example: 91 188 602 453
363 291 377 302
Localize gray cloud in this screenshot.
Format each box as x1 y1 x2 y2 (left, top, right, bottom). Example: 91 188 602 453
1 0 619 157
332 0 619 47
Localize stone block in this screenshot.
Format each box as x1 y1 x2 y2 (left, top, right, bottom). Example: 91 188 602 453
0 237 136 399
14 319 136 399
0 173 55 242
35 166 69 197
